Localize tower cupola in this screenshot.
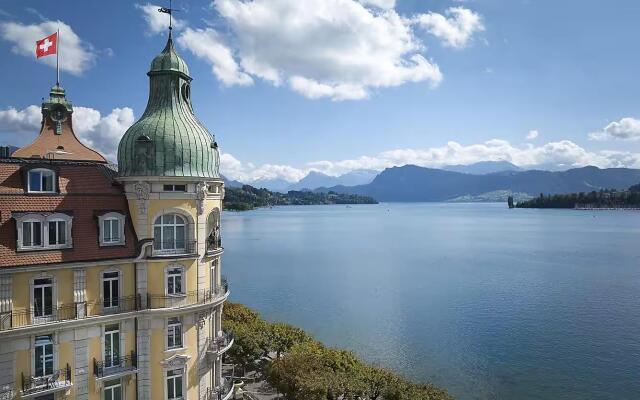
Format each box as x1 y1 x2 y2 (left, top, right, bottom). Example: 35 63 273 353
117 33 220 178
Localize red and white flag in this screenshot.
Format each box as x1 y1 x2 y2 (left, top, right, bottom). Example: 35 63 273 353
36 32 57 58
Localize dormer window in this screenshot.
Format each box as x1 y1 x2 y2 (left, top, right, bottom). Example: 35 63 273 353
14 213 73 251
98 212 126 247
28 169 55 193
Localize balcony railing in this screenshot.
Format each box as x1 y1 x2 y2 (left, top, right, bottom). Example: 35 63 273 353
93 352 137 379
206 236 222 254
207 330 234 355
152 239 198 257
0 296 142 332
147 282 229 310
0 280 229 331
21 364 71 397
202 378 234 400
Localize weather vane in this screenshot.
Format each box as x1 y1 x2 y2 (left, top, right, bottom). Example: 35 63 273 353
158 0 180 31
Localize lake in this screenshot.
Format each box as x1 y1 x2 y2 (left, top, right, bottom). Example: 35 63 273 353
221 203 640 400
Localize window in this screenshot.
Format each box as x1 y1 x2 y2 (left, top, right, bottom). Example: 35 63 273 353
103 219 120 243
104 379 122 400
103 271 120 309
104 324 120 368
22 220 43 247
34 335 54 377
153 214 186 252
16 213 72 251
99 212 125 246
166 369 183 400
163 184 186 192
33 278 53 318
28 169 55 193
167 267 183 295
48 219 67 246
167 317 183 349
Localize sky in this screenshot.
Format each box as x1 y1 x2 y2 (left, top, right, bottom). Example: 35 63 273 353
1 0 640 183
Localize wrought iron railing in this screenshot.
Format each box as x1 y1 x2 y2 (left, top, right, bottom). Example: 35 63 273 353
202 378 234 400
0 280 229 331
21 364 71 396
152 239 198 256
147 282 229 309
1 296 142 332
93 352 137 378
208 330 234 354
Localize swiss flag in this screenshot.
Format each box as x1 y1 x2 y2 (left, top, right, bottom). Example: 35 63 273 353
36 32 57 58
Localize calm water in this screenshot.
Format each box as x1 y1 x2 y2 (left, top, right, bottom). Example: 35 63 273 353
222 203 640 400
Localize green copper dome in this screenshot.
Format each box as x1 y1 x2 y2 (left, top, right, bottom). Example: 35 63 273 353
117 33 219 178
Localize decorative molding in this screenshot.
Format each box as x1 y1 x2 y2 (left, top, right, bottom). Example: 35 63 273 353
160 353 191 367
134 182 151 215
196 181 207 215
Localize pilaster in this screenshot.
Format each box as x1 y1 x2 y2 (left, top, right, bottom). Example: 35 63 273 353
136 316 152 400
74 328 89 400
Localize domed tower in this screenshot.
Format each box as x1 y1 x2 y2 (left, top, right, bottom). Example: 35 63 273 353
117 32 232 400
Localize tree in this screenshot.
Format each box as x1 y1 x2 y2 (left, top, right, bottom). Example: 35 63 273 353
266 322 314 359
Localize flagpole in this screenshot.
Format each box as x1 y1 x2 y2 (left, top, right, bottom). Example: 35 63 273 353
56 28 60 86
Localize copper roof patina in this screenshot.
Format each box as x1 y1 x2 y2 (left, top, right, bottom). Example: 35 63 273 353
117 33 220 178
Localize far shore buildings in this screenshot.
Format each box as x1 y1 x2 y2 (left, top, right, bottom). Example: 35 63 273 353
0 31 233 400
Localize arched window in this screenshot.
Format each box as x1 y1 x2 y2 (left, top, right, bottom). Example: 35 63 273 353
206 209 221 252
153 214 186 252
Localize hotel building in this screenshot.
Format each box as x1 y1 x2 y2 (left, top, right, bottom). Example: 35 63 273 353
0 31 232 400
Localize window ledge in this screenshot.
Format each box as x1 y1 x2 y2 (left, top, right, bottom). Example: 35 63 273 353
17 245 73 253
165 347 186 353
99 241 126 247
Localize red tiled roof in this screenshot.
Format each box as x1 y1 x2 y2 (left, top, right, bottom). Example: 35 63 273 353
0 159 138 268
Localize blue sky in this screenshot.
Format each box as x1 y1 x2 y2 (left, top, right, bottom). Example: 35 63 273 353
1 0 639 183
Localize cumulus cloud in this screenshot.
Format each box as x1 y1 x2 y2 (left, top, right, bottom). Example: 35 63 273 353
413 7 484 48
0 105 134 162
137 0 467 100
177 28 253 86
589 117 640 141
359 0 396 9
136 3 186 35
219 139 640 183
0 20 96 74
526 130 539 140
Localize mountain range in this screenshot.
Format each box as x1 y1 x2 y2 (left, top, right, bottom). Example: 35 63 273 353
318 165 640 202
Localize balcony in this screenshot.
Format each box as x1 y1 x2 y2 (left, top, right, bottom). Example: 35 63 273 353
21 364 72 398
206 236 223 255
93 352 137 380
207 330 234 356
147 282 229 310
202 378 234 400
0 296 142 332
151 239 198 257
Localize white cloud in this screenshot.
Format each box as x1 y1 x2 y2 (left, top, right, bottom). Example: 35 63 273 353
359 0 396 9
0 20 96 74
413 6 484 48
0 105 134 162
74 107 135 161
135 0 450 100
589 117 640 141
177 28 253 86
136 3 186 35
526 130 539 140
220 152 306 182
220 139 640 183
209 0 444 100
0 105 42 133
